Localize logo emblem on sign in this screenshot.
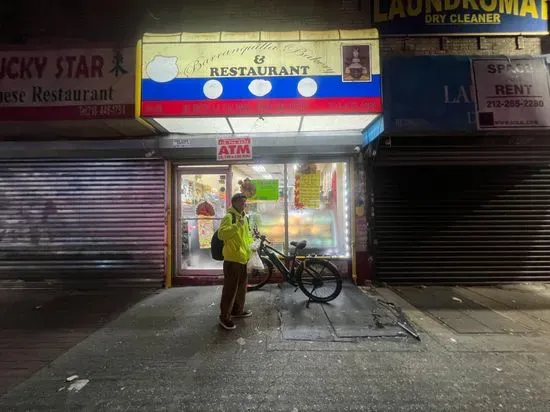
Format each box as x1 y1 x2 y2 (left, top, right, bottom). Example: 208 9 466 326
109 50 128 77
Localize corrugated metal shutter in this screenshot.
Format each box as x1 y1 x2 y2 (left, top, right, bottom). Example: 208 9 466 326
0 159 166 285
370 136 550 284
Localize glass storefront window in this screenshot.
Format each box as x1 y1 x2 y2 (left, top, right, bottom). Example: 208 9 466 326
288 162 350 257
176 161 351 275
232 164 286 252
232 161 350 258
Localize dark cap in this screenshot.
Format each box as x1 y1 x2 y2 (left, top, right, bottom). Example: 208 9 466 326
231 193 247 202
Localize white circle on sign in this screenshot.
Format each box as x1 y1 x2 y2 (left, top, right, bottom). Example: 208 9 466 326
203 80 223 99
297 78 318 98
248 79 272 97
146 56 179 83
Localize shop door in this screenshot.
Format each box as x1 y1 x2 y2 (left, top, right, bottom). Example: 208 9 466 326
176 167 230 276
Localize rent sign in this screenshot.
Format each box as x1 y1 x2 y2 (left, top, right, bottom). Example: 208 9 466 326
471 57 550 130
216 137 252 161
0 48 136 121
373 0 549 35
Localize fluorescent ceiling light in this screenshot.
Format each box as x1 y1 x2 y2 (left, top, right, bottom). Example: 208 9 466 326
150 114 379 135
153 117 232 134
228 116 301 133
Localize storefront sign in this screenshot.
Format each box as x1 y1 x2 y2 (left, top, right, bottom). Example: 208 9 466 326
0 48 135 121
472 57 550 130
140 31 381 117
383 56 476 133
296 171 321 209
198 219 215 249
373 0 549 35
249 180 279 201
216 137 252 161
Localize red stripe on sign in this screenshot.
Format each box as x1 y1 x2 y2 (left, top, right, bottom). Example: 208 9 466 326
141 97 382 117
0 104 135 121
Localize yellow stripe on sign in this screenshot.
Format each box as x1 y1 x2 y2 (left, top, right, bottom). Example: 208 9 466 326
141 30 380 79
134 39 142 119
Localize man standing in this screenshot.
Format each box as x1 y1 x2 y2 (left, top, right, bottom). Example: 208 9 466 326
217 193 253 330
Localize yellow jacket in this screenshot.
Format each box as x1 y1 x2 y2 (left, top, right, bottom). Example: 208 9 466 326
218 207 253 264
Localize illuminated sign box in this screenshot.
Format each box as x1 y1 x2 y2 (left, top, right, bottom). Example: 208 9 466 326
373 0 549 35
140 30 382 117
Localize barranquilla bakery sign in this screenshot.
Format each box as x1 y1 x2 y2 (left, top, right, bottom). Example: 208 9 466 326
140 30 382 117
373 0 548 35
0 47 136 121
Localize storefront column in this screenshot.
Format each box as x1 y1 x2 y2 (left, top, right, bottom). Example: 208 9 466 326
165 161 173 288
354 154 371 285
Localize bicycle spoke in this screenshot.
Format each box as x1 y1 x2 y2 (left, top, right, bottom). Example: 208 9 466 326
298 261 342 301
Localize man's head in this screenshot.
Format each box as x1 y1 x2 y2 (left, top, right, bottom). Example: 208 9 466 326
231 193 247 213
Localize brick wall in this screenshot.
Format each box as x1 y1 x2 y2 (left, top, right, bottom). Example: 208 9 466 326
1 0 547 57
143 0 369 32
382 36 545 58
0 0 371 44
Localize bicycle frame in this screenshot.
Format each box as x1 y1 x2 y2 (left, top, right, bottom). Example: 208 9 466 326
250 229 343 303
259 242 300 283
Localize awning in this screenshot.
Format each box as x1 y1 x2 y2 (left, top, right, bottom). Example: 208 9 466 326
139 30 382 136
0 131 362 160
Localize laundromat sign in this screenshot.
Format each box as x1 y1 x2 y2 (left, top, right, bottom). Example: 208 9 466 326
0 48 136 121
140 30 382 117
373 0 549 35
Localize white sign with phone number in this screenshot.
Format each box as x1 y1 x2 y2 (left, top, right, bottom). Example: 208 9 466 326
0 48 135 121
472 57 550 130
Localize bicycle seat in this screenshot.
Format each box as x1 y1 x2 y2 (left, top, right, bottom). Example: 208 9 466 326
290 240 307 250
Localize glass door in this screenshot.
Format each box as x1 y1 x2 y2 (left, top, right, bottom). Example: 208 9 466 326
176 167 230 275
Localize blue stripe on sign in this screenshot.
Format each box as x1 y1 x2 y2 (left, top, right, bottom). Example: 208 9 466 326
141 75 381 100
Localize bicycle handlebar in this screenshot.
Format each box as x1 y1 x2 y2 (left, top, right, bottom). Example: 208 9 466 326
253 227 271 244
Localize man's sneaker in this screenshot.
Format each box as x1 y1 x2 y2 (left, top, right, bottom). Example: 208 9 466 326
219 318 236 330
232 310 252 318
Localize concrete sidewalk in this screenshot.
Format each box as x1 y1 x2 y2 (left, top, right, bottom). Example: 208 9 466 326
1 284 550 411
0 288 157 396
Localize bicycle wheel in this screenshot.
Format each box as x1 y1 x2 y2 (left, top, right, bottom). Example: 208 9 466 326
247 256 273 291
296 259 342 302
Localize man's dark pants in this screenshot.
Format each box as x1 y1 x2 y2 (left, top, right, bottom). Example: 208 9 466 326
220 260 248 321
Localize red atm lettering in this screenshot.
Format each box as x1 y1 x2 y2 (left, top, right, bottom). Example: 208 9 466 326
236 145 250 155
219 146 230 156
218 144 250 157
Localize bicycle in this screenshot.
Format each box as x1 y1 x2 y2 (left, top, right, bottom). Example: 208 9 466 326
247 228 343 303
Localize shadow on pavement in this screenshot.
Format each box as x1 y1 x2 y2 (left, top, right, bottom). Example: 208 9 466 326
0 287 159 395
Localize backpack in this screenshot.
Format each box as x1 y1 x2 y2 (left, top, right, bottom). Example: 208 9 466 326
211 212 249 261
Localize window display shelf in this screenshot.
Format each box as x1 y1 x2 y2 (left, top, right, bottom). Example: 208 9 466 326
252 209 338 253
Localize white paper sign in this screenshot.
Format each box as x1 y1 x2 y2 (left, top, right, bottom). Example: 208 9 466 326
0 48 135 121
217 137 252 161
472 57 550 130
